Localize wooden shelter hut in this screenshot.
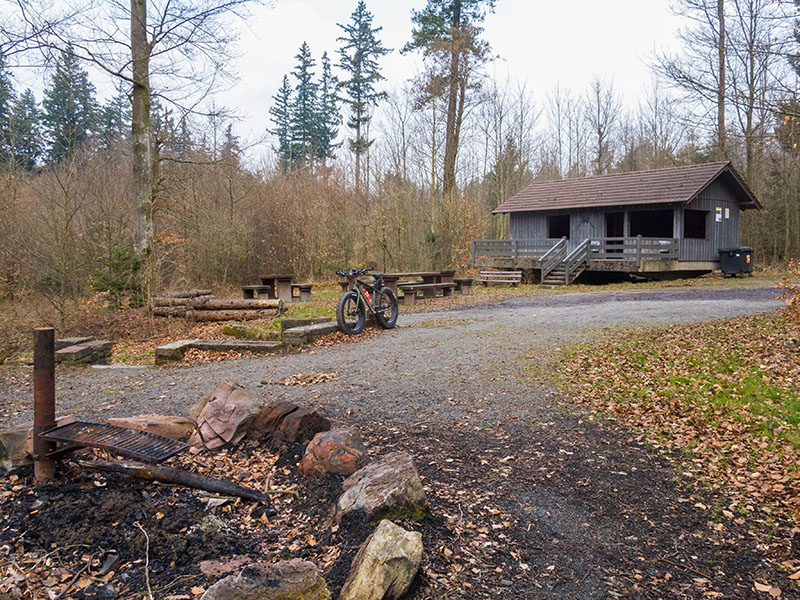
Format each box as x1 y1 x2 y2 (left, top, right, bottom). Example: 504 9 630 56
472 162 761 285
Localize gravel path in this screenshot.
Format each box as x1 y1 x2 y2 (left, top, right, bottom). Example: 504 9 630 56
1 283 790 598
0 284 782 428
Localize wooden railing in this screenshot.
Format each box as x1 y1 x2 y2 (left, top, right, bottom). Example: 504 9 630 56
564 239 590 283
472 238 558 265
473 236 678 266
539 238 568 280
588 237 679 267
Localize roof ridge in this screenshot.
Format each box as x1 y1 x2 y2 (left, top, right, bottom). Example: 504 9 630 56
534 161 731 185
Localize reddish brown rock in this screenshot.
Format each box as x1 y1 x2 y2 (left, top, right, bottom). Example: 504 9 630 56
299 428 367 476
247 400 298 442
108 415 194 440
273 408 330 448
247 401 330 448
189 381 262 450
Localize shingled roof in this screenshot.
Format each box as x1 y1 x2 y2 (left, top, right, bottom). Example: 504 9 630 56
493 161 761 214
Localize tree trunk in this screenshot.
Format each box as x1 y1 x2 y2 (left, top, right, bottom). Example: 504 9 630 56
442 0 461 197
130 0 154 295
186 309 280 321
717 0 726 159
189 298 283 310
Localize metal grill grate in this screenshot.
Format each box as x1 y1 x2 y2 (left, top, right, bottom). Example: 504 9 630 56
40 421 187 463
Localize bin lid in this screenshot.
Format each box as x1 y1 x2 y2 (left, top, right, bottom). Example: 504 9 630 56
718 247 752 253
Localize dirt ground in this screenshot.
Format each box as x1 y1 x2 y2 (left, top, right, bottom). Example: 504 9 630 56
2 284 798 599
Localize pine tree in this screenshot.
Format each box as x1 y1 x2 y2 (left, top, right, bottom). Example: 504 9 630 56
0 52 15 163
315 51 341 162
269 75 294 170
290 42 318 167
404 0 496 195
99 91 131 152
8 89 42 171
42 46 98 163
337 0 390 194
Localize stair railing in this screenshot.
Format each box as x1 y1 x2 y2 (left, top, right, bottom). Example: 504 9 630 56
564 239 591 284
540 237 568 280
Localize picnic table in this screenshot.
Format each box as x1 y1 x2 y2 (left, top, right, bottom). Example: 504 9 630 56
259 274 294 302
383 270 455 293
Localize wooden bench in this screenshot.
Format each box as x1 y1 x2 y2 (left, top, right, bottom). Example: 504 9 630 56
478 270 522 286
291 283 313 302
398 282 456 305
454 278 473 295
242 285 273 299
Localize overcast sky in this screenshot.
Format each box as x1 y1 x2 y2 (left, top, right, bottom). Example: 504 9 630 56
5 0 685 157
225 0 683 151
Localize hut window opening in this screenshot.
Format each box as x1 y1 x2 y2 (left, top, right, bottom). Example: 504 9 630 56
629 209 673 238
684 209 708 239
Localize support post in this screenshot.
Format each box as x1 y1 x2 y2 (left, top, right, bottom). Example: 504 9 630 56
636 235 642 269
512 239 519 265
33 327 56 483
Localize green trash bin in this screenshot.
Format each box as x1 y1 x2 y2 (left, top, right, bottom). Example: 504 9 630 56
718 247 753 275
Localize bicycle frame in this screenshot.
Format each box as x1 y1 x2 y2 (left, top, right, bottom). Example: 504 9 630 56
351 274 383 315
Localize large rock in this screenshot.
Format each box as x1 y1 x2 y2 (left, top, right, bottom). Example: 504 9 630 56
299 428 367 476
189 381 263 450
108 414 194 440
248 401 330 449
201 559 330 600
337 452 427 524
0 426 30 471
1 416 77 472
339 520 423 600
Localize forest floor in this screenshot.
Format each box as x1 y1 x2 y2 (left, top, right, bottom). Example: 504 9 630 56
2 279 800 599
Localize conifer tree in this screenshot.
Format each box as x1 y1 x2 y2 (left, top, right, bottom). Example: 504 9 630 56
315 51 341 162
8 89 42 171
337 0 390 195
404 0 495 195
99 91 131 152
42 47 98 163
269 74 294 170
290 41 318 167
0 53 15 163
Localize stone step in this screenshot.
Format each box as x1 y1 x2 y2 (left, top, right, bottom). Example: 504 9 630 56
55 337 93 351
55 345 92 362
282 322 339 346
189 340 283 353
280 317 332 331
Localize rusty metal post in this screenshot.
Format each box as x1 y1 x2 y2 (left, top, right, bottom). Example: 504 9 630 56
33 327 56 483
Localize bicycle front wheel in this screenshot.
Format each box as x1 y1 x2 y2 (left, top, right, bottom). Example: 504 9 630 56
336 291 366 334
374 287 399 329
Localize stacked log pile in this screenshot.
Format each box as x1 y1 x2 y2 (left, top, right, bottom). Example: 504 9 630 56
153 290 284 321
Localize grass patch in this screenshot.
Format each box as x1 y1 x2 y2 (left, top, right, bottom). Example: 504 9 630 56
555 312 800 520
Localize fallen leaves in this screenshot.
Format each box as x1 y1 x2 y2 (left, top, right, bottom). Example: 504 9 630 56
558 312 800 522
263 372 338 387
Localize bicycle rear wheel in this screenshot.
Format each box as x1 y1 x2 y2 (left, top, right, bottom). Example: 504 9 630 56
374 287 399 329
336 291 366 334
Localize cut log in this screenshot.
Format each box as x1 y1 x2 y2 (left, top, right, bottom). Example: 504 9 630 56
77 459 276 506
186 309 280 322
189 298 284 311
153 306 189 317
165 289 212 299
154 295 213 307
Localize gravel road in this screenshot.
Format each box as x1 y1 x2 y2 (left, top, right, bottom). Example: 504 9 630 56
0 284 783 429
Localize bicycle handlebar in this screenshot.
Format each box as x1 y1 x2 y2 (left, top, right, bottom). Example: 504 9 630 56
336 267 375 278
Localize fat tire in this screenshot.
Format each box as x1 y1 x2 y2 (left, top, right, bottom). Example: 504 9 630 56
374 287 399 329
336 291 366 335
